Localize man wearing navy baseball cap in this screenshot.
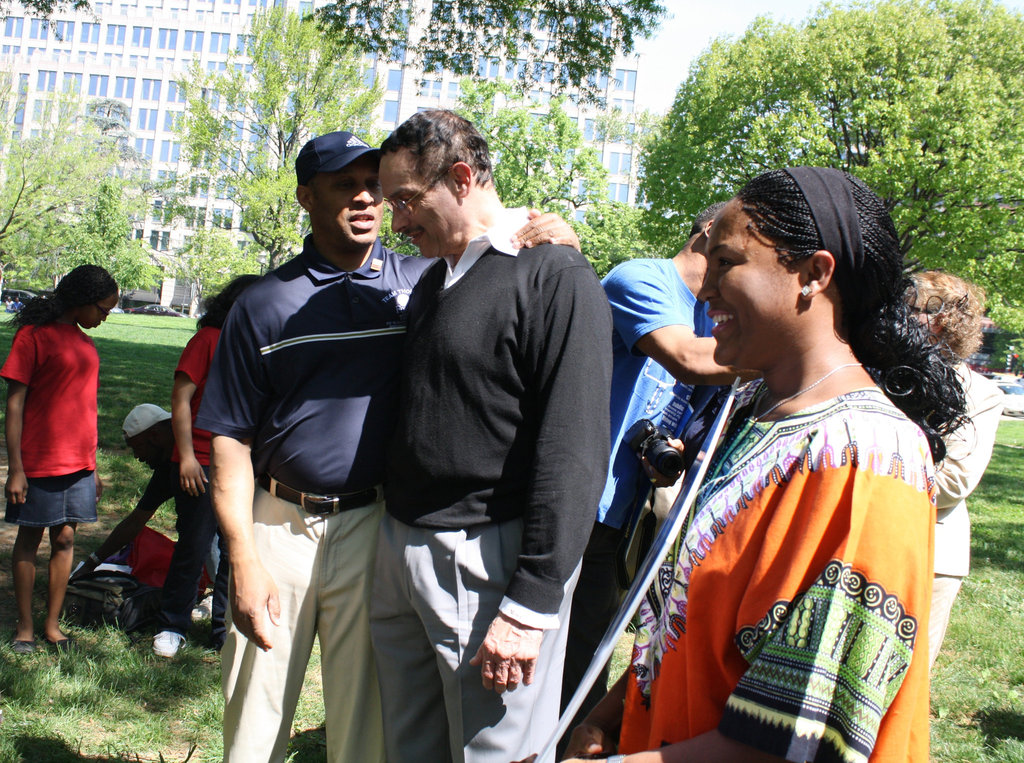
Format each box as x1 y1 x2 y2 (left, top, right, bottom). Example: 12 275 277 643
197 130 429 762
197 129 579 762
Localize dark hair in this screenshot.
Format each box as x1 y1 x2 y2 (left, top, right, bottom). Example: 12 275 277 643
380 109 494 187
690 201 729 238
736 169 965 459
14 265 118 328
198 274 261 330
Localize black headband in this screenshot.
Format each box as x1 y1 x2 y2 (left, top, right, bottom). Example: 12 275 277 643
785 167 864 272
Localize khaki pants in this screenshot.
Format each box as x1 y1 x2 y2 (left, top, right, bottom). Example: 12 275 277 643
929 573 963 667
221 487 385 763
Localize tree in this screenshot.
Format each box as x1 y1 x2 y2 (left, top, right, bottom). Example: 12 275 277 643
0 83 122 289
64 178 160 291
456 80 608 212
577 201 652 277
173 227 259 315
176 8 381 270
639 0 1024 330
319 1 665 102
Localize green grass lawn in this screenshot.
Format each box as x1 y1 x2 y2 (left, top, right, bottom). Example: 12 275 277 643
0 318 1022 761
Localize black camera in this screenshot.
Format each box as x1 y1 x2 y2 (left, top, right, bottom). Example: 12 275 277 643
624 418 683 482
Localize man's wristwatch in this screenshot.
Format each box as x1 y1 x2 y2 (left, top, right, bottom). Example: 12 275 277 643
605 756 626 763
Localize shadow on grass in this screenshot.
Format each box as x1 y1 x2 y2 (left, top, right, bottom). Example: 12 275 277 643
971 519 1024 572
976 707 1024 745
11 735 197 762
288 726 328 761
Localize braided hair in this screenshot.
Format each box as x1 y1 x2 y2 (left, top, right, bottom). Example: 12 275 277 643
13 265 118 328
197 274 261 331
736 169 965 460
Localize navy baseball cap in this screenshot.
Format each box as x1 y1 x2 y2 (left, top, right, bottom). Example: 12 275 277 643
295 131 380 185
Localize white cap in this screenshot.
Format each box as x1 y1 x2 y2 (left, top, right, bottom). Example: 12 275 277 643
122 404 171 438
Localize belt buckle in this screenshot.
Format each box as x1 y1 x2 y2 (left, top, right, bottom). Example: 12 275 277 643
301 492 340 515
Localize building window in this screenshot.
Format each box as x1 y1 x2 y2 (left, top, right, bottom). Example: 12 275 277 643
183 30 204 51
135 138 154 159
106 23 126 45
131 26 152 47
386 69 402 91
79 22 99 43
158 28 177 49
54 20 74 40
608 182 629 203
163 110 182 130
209 32 229 53
608 151 632 175
167 81 187 103
63 72 82 94
160 140 180 162
114 76 134 98
141 78 161 100
36 70 56 92
4 18 23 37
28 19 48 41
137 109 157 130
88 74 109 96
613 69 637 92
383 100 399 123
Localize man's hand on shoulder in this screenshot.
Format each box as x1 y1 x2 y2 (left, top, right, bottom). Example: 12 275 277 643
229 560 281 651
512 209 581 252
470 611 543 694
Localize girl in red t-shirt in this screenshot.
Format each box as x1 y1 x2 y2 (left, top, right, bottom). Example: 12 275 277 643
2 265 118 653
152 274 260 658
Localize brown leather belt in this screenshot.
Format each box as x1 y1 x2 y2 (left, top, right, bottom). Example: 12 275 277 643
257 475 380 515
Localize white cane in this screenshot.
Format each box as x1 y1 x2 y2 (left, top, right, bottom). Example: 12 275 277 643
536 379 740 763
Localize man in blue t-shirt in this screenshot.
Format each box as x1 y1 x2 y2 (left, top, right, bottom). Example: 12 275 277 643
560 202 744 732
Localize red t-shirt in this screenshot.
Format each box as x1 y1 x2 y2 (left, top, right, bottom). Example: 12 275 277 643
1 322 99 477
171 326 220 466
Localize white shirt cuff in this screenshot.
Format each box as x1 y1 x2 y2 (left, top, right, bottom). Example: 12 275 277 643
499 597 560 630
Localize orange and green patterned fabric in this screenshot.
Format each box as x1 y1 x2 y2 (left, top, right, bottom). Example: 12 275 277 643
620 385 935 763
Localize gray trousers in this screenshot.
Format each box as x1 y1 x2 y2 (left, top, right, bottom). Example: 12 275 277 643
370 514 577 763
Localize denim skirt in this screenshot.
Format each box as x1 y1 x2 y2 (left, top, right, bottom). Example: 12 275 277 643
5 469 98 527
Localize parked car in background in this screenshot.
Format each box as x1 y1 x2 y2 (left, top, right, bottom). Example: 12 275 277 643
124 304 188 317
996 383 1024 417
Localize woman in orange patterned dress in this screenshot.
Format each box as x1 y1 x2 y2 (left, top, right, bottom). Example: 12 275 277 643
562 169 965 763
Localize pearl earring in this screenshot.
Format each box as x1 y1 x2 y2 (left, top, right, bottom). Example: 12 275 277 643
801 285 812 298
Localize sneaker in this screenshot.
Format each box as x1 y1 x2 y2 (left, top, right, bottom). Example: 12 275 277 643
152 631 185 658
191 594 214 621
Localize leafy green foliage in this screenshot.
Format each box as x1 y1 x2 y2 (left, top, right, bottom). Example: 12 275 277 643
639 0 1024 330
578 201 658 277
0 85 122 288
173 227 260 313
456 80 607 212
318 0 665 103
175 8 381 270
64 178 160 291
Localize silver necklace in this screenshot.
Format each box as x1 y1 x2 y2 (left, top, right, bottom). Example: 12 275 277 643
756 363 862 420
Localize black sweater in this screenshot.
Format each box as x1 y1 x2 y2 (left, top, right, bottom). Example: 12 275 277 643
385 244 612 615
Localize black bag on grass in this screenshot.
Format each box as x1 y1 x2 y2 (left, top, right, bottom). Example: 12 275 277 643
62 570 161 633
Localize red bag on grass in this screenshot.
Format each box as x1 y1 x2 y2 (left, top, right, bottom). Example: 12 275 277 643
126 526 211 592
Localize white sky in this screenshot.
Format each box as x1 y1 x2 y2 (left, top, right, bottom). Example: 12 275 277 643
632 0 1024 114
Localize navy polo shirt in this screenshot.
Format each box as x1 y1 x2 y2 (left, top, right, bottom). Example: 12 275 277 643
196 235 432 495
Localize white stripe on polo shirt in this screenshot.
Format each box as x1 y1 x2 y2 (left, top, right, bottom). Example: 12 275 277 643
260 325 406 356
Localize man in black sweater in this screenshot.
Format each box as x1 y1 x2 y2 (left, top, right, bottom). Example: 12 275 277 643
372 109 612 763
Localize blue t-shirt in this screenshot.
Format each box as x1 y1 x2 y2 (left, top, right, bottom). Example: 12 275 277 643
196 235 431 495
598 258 714 529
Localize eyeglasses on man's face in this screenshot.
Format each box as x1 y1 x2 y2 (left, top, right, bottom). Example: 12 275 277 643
383 167 450 215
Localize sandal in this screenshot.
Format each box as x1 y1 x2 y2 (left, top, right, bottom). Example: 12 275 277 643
11 639 36 655
43 636 74 653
